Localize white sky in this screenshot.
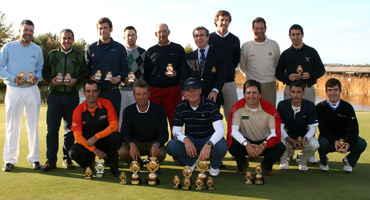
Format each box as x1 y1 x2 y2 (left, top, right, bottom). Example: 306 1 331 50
2 0 370 64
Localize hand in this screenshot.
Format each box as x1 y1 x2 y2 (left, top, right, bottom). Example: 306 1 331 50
208 91 217 102
93 148 107 159
110 76 121 85
14 76 25 86
63 78 77 87
27 77 37 85
165 70 177 78
90 75 100 82
129 142 140 161
255 144 265 156
51 77 63 86
286 137 299 150
86 136 98 147
184 137 197 158
199 144 211 161
288 73 300 81
301 72 310 80
246 143 258 158
151 145 160 157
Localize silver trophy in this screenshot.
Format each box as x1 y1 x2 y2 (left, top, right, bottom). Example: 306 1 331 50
95 160 105 178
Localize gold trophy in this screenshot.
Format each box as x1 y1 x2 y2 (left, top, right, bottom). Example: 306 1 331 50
245 171 253 184
173 175 181 189
297 65 304 76
196 160 208 183
338 139 346 153
55 73 64 83
254 164 264 185
195 177 204 190
206 177 215 190
105 71 112 81
128 71 135 83
130 160 141 185
27 71 34 83
119 172 127 185
64 73 72 83
296 136 304 150
85 167 93 179
146 157 160 185
182 166 192 190
18 71 26 83
166 63 174 75
95 70 102 81
95 160 104 178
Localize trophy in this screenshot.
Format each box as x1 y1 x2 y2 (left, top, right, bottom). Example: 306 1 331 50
173 175 181 189
206 177 215 190
338 139 346 153
254 164 264 185
95 70 102 81
128 71 135 83
119 172 127 185
146 157 160 185
55 73 64 83
27 71 34 83
85 167 93 179
130 160 142 185
196 160 208 183
296 136 304 150
166 63 174 75
18 71 26 83
105 71 112 81
95 160 104 178
297 65 304 76
64 73 72 83
245 171 253 184
195 177 204 190
182 166 192 190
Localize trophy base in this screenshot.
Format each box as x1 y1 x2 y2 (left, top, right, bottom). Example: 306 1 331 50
245 180 253 184
27 80 33 83
130 178 142 185
85 176 92 180
64 80 71 83
195 186 203 191
146 178 160 185
120 180 127 185
94 78 101 81
182 186 191 190
166 72 173 75
128 79 135 83
207 186 214 190
104 78 111 81
96 174 104 179
56 79 63 83
254 178 264 185
173 184 181 189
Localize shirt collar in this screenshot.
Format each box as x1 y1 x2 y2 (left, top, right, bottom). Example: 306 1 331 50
82 98 104 112
244 101 262 112
327 98 341 110
61 47 73 55
198 45 209 56
158 41 171 46
136 100 150 113
216 31 230 38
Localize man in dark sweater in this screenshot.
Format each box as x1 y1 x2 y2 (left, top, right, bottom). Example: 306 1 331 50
118 80 168 164
316 78 367 173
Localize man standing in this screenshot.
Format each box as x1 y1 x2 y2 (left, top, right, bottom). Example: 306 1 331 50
69 80 121 176
228 80 285 176
277 81 319 172
86 17 128 117
144 23 185 132
166 78 227 176
118 80 168 165
239 17 280 106
119 26 146 127
316 78 367 173
209 10 240 121
276 24 325 103
41 29 88 172
0 20 43 172
181 26 226 106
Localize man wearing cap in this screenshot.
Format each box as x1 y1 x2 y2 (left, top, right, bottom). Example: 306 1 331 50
166 78 227 176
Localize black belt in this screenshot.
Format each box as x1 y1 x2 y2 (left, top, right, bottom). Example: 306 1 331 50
100 86 119 91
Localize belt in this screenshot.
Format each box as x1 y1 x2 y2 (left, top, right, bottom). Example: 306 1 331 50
100 86 119 91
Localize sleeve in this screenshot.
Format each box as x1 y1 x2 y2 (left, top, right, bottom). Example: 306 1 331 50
275 52 289 84
76 51 89 83
180 54 190 89
232 109 241 126
172 104 184 127
210 103 223 122
143 50 151 82
34 46 44 82
274 42 281 67
85 46 94 76
233 37 241 68
209 120 224 145
238 44 247 73
118 45 128 78
71 106 95 152
42 51 53 83
120 107 134 145
308 48 325 81
173 126 186 143
346 105 359 147
231 125 246 144
213 51 226 92
307 102 319 126
156 105 169 146
94 100 119 139
316 103 335 143
304 124 317 140
276 101 286 124
281 123 289 140
0 44 16 82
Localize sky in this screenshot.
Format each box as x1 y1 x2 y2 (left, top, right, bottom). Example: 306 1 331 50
2 0 370 64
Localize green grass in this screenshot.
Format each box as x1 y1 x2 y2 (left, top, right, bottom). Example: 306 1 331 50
0 104 369 200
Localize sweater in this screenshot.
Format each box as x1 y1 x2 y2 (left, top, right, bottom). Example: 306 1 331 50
121 46 146 91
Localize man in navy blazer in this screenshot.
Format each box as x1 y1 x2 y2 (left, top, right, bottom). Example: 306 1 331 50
181 26 226 106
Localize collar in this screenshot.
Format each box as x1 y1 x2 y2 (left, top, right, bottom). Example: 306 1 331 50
185 96 204 110
61 47 73 55
81 98 104 112
125 45 138 51
254 36 268 44
291 43 306 51
198 45 209 56
215 31 230 38
244 101 262 112
136 100 150 113
327 98 341 110
158 41 171 46
97 38 114 46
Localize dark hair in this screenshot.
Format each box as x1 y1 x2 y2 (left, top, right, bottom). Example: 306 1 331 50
133 80 150 94
60 29 74 39
97 17 112 28
289 80 305 91
325 78 342 91
20 19 34 28
243 80 261 94
83 80 99 91
252 17 266 29
124 26 137 34
289 24 304 35
192 26 209 37
214 10 232 26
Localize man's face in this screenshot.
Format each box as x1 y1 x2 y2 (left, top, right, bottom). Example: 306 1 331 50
134 87 149 107
244 86 261 108
124 29 137 47
326 85 341 103
289 86 305 106
289 29 304 47
97 22 112 41
193 29 209 49
155 24 170 43
184 88 201 105
83 84 99 104
216 15 230 33
19 24 34 44
253 22 266 41
59 31 74 51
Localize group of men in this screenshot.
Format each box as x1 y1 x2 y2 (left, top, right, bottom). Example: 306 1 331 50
0 10 367 178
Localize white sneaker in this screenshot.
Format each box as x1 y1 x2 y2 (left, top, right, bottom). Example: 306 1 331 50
298 165 308 172
209 167 220 177
320 164 329 172
279 162 289 170
342 157 352 173
190 162 196 172
308 155 318 164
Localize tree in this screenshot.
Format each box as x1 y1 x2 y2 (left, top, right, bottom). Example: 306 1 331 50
184 43 194 54
32 33 59 59
0 12 13 48
73 38 88 54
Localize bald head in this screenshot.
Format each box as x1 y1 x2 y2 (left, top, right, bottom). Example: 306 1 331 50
155 23 170 45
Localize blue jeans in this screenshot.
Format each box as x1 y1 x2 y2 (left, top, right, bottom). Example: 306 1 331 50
166 135 227 169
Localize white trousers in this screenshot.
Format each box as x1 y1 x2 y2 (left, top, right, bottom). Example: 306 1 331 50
118 90 136 130
222 81 238 122
280 137 320 165
3 85 41 164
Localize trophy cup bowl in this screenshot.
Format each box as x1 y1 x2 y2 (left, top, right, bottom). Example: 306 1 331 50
297 65 304 76
338 139 346 153
18 71 26 83
296 136 304 150
105 71 112 81
95 70 102 81
166 63 174 75
55 73 64 83
64 73 72 83
195 177 204 190
27 71 34 83
128 72 135 83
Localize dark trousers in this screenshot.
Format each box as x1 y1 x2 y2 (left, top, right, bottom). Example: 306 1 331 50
46 93 79 162
99 89 121 120
229 138 285 170
319 136 367 167
69 132 122 169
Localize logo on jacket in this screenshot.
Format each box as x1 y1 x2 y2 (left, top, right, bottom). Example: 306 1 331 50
31 55 36 59
99 115 107 120
249 54 255 57
305 57 311 62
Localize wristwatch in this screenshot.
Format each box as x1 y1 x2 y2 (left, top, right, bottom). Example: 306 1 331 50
153 142 160 147
242 140 248 147
206 140 214 147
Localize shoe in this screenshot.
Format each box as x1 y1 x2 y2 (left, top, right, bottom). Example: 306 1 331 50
236 159 249 174
41 161 56 172
209 167 220 177
308 155 318 164
342 157 352 173
2 163 14 172
263 169 274 176
110 168 121 177
190 162 196 172
320 164 329 172
63 158 75 169
279 162 289 171
30 162 42 170
298 165 308 172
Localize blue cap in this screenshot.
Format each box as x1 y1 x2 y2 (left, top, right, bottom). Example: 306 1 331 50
183 77 201 90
